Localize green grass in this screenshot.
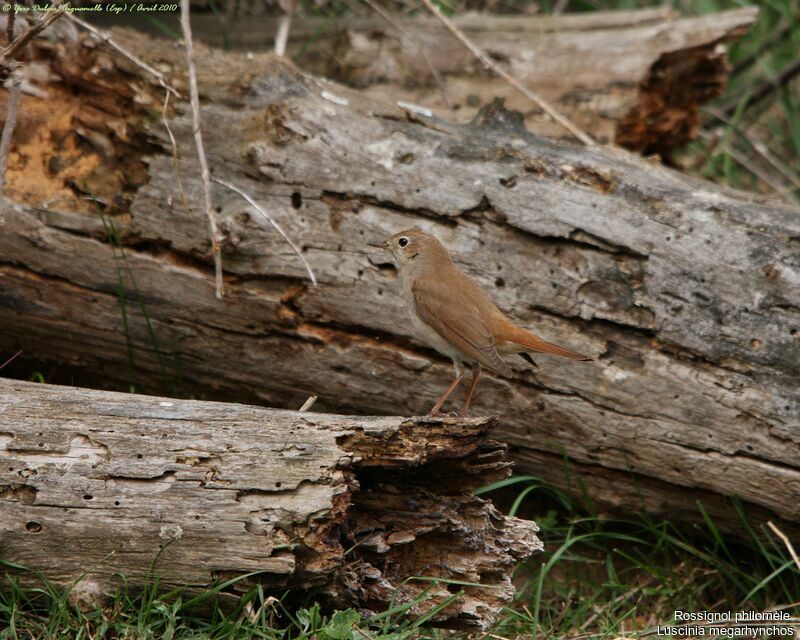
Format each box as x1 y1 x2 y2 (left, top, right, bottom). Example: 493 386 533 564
2 475 798 639
0 573 463 639
483 477 800 639
96 202 184 398
677 0 800 202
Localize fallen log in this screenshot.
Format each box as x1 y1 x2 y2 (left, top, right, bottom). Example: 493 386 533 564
0 27 799 533
0 379 539 629
95 7 758 154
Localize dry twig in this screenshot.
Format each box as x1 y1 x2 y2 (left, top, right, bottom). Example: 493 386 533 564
274 0 297 57
0 65 22 196
577 579 652 633
698 128 799 206
211 176 317 286
359 0 454 110
553 0 570 15
704 105 800 195
722 54 800 118
545 597 572 638
731 16 793 77
416 0 594 146
180 0 224 299
6 3 15 46
161 91 191 214
298 395 318 412
0 349 23 371
767 520 800 573
0 4 64 67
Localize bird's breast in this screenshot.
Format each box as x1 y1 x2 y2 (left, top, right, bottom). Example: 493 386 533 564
408 307 470 362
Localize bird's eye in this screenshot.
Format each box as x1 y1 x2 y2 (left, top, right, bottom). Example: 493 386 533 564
398 237 409 248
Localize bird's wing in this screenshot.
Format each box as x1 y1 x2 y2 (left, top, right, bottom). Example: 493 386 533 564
412 276 512 377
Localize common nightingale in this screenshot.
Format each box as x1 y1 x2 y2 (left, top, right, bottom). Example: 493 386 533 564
370 229 592 416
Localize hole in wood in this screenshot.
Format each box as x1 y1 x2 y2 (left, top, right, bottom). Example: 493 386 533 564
291 192 302 209
499 175 517 188
25 521 42 533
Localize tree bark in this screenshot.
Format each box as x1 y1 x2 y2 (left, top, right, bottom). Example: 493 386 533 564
0 379 539 629
0 26 798 533
95 7 758 154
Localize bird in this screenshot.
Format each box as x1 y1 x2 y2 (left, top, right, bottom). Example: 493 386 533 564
369 229 592 417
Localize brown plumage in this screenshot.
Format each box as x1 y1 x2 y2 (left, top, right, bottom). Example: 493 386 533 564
369 229 592 416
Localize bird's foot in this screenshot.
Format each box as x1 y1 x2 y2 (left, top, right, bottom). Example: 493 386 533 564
426 409 461 418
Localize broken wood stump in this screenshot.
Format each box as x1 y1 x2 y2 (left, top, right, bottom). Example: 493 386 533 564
0 379 540 630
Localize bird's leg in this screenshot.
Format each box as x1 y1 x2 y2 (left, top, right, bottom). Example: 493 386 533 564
428 361 464 416
459 364 481 417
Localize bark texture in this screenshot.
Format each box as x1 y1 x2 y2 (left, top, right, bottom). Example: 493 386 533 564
0 26 799 534
169 7 757 154
0 379 539 629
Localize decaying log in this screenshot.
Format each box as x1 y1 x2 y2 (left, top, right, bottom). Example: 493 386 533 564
109 6 758 154
0 26 799 534
0 379 539 629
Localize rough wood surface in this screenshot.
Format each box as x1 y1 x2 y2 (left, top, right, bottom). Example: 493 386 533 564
0 26 798 533
99 7 758 154
0 379 539 629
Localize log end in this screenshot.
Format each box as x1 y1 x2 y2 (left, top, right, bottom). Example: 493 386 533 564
615 8 758 156
331 414 542 629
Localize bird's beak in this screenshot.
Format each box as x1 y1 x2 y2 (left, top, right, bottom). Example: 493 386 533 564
367 240 387 249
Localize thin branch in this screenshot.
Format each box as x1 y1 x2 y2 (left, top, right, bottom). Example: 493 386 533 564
767 521 800 573
181 0 224 299
0 65 23 196
161 90 191 215
578 578 652 632
0 348 23 371
0 3 64 67
6 2 15 46
298 395 317 412
416 0 594 146
552 0 570 15
547 596 573 636
698 129 795 201
64 13 181 99
698 128 799 206
358 0 454 110
731 16 793 77
704 105 800 195
721 54 800 118
211 176 317 286
274 0 297 57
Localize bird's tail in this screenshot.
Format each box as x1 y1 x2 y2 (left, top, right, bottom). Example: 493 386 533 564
505 324 592 361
